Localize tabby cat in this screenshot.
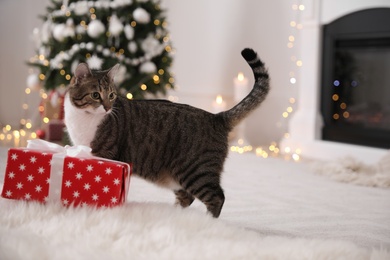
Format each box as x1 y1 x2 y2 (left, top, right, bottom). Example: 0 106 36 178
64 48 270 218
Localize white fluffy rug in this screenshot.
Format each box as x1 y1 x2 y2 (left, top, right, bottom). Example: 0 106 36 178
310 151 390 188
0 200 389 260
1 148 390 259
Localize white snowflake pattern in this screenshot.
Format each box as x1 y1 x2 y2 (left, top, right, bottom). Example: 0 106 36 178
111 197 118 204
86 165 93 172
38 167 45 174
102 186 110 193
30 156 37 163
98 161 104 164
8 171 15 179
65 180 72 187
27 175 34 182
24 193 31 200
67 162 75 169
105 167 112 175
84 183 91 190
75 172 83 180
16 182 23 189
22 149 29 153
11 153 18 160
5 190 12 197
79 158 85 162
42 152 48 156
81 202 88 207
94 175 102 182
73 191 80 198
113 178 120 185
19 164 26 171
46 178 50 184
92 194 99 201
35 185 42 192
63 199 69 205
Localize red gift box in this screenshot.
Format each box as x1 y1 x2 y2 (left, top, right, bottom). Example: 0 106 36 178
1 142 131 208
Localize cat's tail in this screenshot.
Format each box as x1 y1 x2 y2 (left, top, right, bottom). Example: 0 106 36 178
219 48 270 129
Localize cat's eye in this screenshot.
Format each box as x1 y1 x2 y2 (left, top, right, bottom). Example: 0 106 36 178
91 92 100 100
108 92 117 101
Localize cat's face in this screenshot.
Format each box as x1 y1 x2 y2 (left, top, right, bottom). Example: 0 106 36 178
68 63 119 115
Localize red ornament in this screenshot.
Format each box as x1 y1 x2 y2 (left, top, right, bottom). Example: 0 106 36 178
36 129 46 139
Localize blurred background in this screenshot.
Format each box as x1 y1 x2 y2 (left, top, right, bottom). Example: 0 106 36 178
0 0 298 149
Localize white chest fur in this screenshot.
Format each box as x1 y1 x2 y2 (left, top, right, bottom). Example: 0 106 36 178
64 93 106 147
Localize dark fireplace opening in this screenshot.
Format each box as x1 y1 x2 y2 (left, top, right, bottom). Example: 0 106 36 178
321 8 390 149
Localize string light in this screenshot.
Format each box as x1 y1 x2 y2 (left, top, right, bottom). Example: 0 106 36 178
253 0 304 161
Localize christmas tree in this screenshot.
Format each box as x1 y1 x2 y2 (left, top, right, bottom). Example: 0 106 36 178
29 0 174 99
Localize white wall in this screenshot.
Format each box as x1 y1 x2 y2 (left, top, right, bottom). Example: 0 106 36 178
0 0 49 129
0 0 294 147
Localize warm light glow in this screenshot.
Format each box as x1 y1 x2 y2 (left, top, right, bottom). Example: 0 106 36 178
25 88 31 94
237 72 244 81
343 111 350 118
284 147 291 153
5 125 11 131
333 114 340 120
298 4 305 11
43 117 50 123
22 104 28 110
31 132 37 139
282 112 289 118
13 130 20 138
290 21 296 27
287 106 293 113
340 103 347 109
332 94 339 101
141 84 147 91
0 134 4 140
296 60 303 67
41 93 48 99
292 153 300 161
216 95 223 104
25 122 32 129
290 78 296 84
289 98 296 104
126 93 133 99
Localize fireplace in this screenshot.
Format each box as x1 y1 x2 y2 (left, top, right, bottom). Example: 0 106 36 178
280 1 390 164
321 8 390 149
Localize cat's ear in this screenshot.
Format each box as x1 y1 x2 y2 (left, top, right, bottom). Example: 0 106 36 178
74 63 92 82
107 64 120 82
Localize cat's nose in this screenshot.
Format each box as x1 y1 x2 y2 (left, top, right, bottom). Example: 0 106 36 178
103 105 111 112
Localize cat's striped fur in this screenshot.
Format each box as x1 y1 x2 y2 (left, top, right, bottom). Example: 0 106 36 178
64 48 270 218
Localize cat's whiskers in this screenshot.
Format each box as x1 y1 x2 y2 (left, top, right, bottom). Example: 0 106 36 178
109 106 120 122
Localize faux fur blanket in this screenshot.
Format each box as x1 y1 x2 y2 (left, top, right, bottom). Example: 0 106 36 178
0 200 389 260
1 148 390 259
